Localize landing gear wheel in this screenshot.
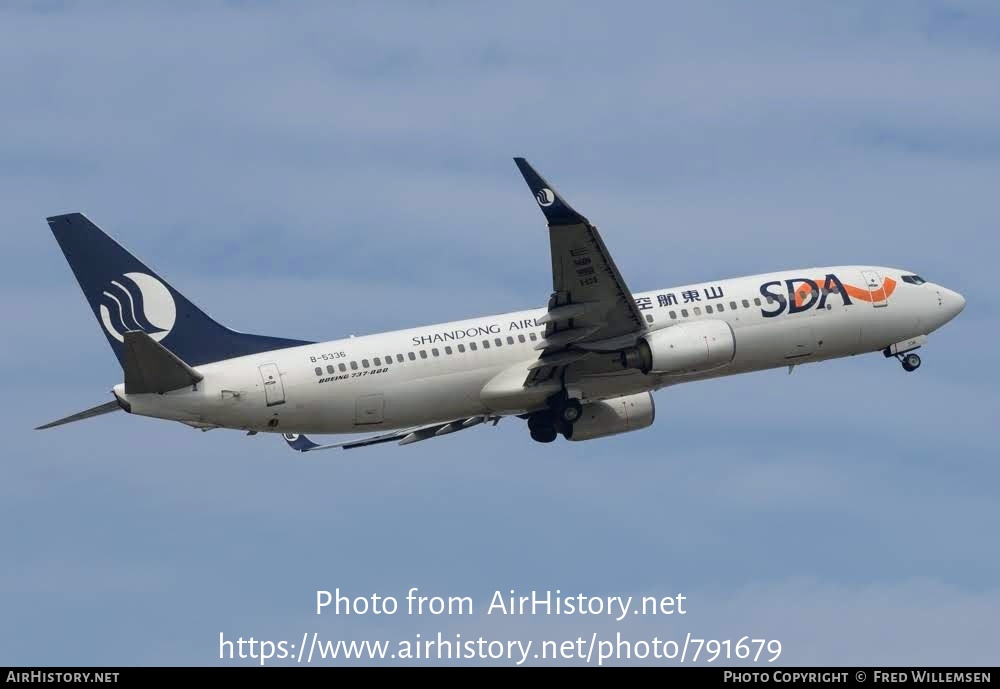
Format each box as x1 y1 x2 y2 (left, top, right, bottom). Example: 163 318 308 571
530 426 558 443
901 353 921 372
528 411 558 443
559 398 583 424
554 418 573 440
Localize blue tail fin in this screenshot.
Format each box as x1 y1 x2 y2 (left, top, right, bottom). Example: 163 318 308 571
47 213 313 367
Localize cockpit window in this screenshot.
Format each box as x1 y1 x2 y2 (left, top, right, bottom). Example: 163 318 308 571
901 275 926 285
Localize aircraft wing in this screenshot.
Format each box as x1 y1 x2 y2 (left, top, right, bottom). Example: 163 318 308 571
513 158 647 385
281 415 501 453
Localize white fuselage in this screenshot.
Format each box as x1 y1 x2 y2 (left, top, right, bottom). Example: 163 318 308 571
115 265 965 436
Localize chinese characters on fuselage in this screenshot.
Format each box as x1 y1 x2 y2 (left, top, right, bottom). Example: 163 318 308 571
635 285 725 311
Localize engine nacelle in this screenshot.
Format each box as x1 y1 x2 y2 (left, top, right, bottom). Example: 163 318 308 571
566 392 655 441
620 320 735 374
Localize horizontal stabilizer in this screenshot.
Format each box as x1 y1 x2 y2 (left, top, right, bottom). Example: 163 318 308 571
35 400 123 430
123 330 204 394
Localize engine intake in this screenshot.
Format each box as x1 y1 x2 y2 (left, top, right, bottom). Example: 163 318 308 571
566 392 655 441
622 320 735 374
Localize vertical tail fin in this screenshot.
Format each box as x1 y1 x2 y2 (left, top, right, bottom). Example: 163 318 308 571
46 213 313 367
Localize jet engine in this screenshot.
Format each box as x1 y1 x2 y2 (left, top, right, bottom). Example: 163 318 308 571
620 320 735 374
565 392 655 441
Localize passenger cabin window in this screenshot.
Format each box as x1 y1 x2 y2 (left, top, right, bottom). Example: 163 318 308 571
681 308 689 317
730 301 738 310
314 367 322 376
705 305 714 314
350 361 358 370
419 350 427 359
457 344 466 352
518 334 526 343
753 298 762 306
645 314 654 323
529 332 538 341
432 348 439 357
482 340 490 349
373 357 381 366
362 359 369 368
326 365 335 374
507 336 514 345
669 310 677 319
408 352 416 361
396 354 404 363
902 275 926 285
339 363 347 372
470 342 478 351
495 338 503 347
445 346 453 355
742 299 750 308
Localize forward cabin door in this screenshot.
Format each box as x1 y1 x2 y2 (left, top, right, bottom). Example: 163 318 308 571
862 270 889 308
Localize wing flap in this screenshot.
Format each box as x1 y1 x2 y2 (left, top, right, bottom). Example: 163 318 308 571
527 350 592 370
281 416 501 453
536 301 602 324
398 425 447 445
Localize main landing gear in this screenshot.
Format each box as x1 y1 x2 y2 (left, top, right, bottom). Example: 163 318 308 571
558 397 583 424
528 412 558 443
527 392 583 443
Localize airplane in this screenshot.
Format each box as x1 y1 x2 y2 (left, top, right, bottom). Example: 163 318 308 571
36 158 966 451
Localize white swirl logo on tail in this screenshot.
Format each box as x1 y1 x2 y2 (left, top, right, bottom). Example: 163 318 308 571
98 272 176 343
535 188 555 207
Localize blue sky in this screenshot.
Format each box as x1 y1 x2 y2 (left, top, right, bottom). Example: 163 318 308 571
2 1 998 666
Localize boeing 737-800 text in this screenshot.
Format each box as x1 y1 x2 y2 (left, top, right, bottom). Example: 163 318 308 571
37 158 966 450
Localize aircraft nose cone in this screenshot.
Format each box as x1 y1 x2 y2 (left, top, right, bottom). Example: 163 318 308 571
942 288 966 322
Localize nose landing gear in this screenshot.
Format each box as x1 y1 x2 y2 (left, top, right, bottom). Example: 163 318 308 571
883 337 928 373
883 343 923 373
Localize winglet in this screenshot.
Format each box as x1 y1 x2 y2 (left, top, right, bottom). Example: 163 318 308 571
513 157 589 226
282 433 321 451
